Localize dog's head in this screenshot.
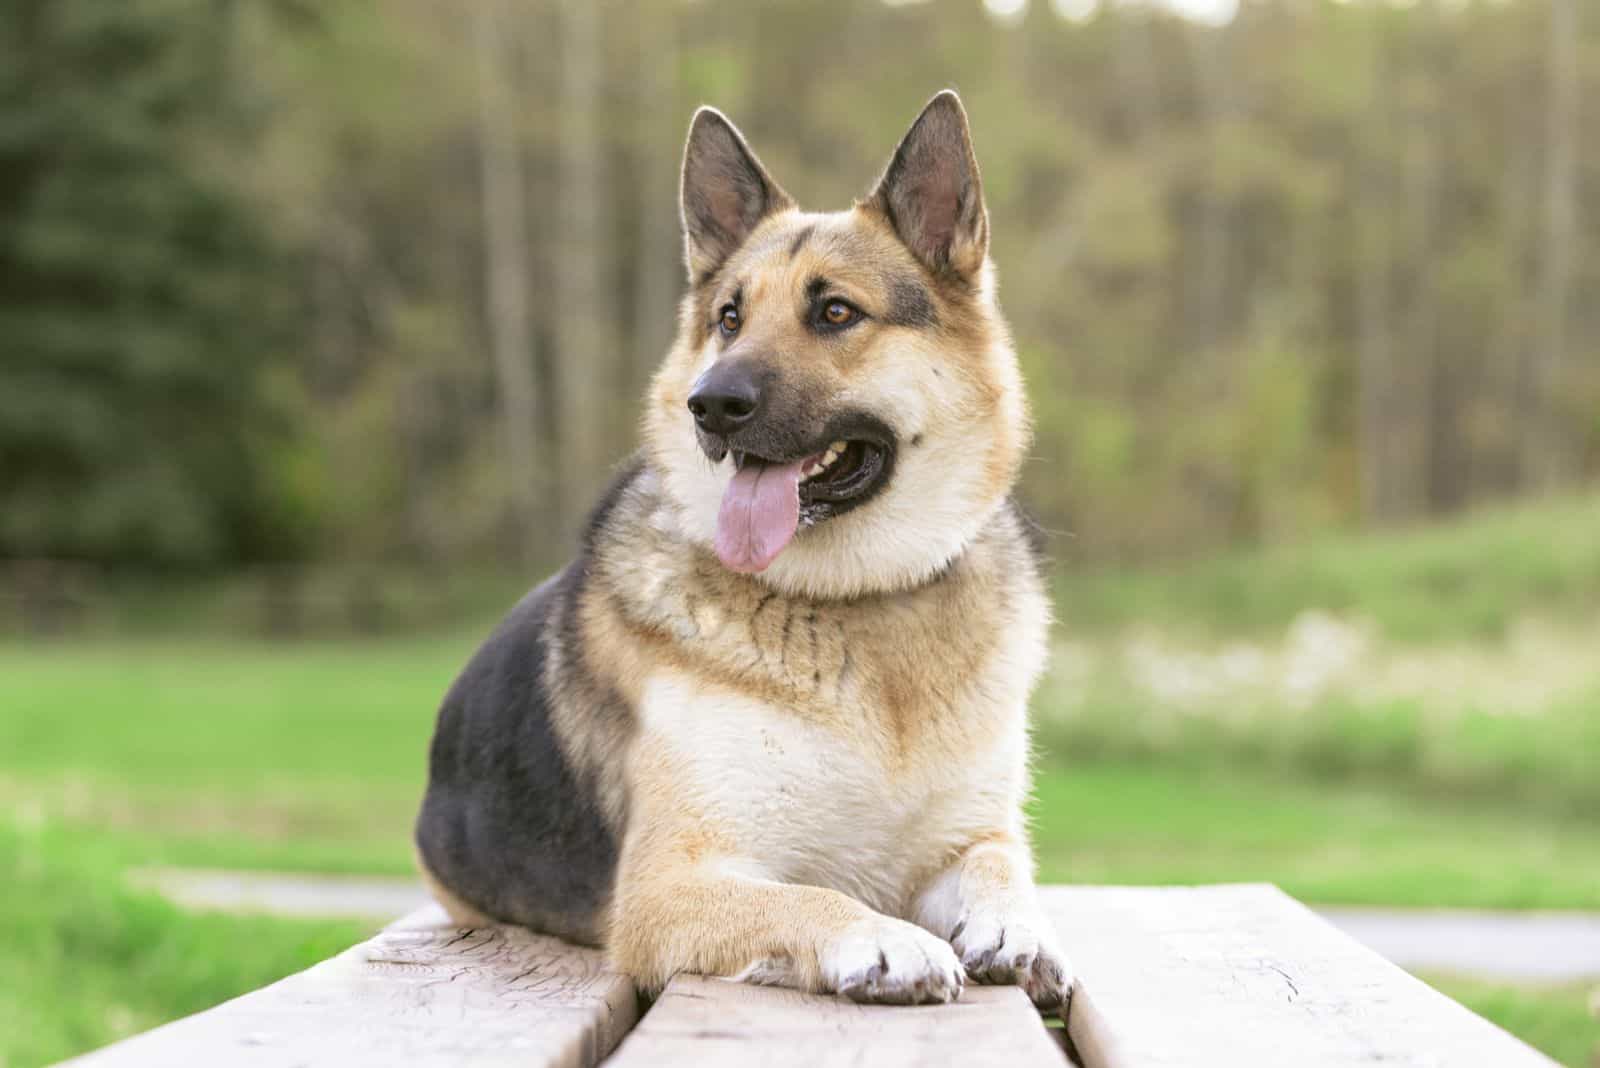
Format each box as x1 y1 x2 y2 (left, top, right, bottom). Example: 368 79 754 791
644 91 1030 599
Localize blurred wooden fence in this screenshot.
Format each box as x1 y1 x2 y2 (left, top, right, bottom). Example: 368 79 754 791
0 560 508 640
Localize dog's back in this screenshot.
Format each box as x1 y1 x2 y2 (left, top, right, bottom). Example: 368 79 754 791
415 467 642 944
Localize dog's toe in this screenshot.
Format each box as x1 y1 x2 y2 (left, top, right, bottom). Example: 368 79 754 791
825 917 963 1005
953 905 1073 1007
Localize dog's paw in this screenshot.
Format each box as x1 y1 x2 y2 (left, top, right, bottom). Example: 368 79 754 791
823 916 964 1005
951 906 1074 1010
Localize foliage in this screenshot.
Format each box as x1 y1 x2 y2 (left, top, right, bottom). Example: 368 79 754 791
0 1 310 567
4 0 1599 570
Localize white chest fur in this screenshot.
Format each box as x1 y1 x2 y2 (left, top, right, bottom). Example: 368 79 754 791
636 668 1029 917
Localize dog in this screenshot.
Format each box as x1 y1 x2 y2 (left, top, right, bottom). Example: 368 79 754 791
415 90 1070 1009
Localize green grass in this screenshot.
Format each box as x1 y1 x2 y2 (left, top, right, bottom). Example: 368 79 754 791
0 634 471 793
1054 492 1600 642
7 494 1600 1063
1423 975 1599 1068
4 636 1597 910
0 819 370 1068
1035 679 1600 817
1028 763 1600 910
0 634 468 881
0 635 458 1065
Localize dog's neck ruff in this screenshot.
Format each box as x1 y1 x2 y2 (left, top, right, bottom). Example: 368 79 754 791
603 462 1035 612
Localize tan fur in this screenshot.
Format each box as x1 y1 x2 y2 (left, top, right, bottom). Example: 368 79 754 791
422 92 1070 1007
589 483 1056 995
644 207 1030 602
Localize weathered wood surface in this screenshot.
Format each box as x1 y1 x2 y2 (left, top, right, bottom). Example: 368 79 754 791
604 973 1069 1067
63 884 1565 1068
62 905 638 1068
1042 884 1559 1068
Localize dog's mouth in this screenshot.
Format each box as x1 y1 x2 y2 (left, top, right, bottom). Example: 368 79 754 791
711 436 893 574
734 439 886 507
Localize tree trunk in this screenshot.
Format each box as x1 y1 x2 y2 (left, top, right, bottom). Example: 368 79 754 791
1491 30 1534 501
1181 23 1230 358
1356 16 1394 525
632 0 678 392
1402 28 1441 520
1111 10 1159 145
556 0 612 530
1526 0 1579 489
471 0 540 569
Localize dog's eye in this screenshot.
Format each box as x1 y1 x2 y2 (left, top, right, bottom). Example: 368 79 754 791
822 301 857 328
718 305 740 337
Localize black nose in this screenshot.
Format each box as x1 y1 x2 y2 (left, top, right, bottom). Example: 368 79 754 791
687 361 764 436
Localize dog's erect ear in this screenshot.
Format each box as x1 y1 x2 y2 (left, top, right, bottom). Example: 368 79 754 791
868 91 988 278
680 107 794 282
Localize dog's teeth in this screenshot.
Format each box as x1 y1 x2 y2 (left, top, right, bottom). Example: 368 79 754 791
830 440 847 453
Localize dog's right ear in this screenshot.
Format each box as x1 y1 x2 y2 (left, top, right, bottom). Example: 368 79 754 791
680 107 794 282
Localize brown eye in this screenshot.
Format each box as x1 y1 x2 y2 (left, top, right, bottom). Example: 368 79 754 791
718 306 740 336
823 300 856 327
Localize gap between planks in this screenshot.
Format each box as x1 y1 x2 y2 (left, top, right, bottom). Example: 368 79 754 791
605 974 1071 1067
63 884 1564 1068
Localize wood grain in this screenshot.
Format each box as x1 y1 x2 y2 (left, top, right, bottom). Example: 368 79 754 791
604 973 1070 1067
61 905 638 1068
62 885 1563 1067
1042 884 1559 1068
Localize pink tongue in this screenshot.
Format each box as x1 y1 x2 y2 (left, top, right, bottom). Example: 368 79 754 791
715 458 806 573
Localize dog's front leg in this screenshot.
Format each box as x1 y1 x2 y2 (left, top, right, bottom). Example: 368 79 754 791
912 836 1073 1008
609 849 964 1004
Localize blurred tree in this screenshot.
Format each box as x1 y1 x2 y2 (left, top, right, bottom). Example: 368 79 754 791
0 1 306 566
555 0 615 528
631 0 681 388
4 0 1597 574
1527 0 1580 489
471 0 541 568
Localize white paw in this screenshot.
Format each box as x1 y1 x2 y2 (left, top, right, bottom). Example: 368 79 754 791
952 906 1074 1009
823 916 964 1005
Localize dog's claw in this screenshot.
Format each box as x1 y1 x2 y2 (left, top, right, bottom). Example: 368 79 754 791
823 917 964 1005
952 907 1073 1008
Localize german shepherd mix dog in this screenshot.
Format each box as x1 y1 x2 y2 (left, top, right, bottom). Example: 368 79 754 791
416 91 1070 1009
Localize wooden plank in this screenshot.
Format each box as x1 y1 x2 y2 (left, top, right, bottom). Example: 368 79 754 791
604 973 1070 1067
61 905 639 1068
1041 884 1559 1068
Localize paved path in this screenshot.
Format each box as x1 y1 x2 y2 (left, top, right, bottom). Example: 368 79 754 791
129 867 429 922
1318 905 1600 983
131 868 1600 983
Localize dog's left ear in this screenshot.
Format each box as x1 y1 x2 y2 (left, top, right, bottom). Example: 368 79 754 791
681 107 794 282
868 91 988 278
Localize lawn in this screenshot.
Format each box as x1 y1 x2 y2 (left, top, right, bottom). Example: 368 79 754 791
1030 764 1600 911
1053 492 1600 643
1422 975 1598 1068
4 494 1599 1065
4 636 1596 911
0 820 368 1068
